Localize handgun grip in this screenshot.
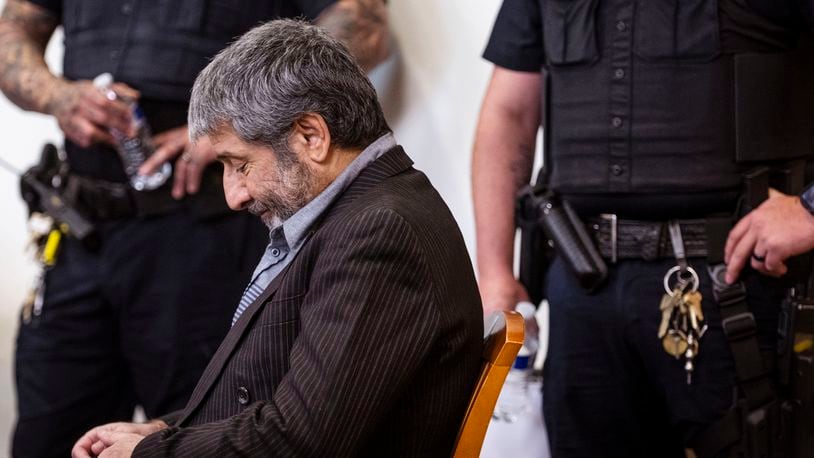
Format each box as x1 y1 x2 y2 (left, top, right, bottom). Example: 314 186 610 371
22 174 95 240
536 193 607 292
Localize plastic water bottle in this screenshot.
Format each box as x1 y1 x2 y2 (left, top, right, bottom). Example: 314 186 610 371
494 301 540 423
92 73 171 191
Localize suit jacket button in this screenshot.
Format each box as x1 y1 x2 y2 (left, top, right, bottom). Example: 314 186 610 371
237 387 250 405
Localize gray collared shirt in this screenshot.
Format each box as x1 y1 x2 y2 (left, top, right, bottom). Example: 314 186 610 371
231 133 397 325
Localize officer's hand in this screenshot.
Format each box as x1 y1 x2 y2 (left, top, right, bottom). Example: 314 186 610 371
71 420 166 458
48 79 139 148
725 189 814 283
480 274 530 317
140 125 217 200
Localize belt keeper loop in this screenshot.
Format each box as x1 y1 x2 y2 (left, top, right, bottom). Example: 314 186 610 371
668 220 688 272
600 213 618 263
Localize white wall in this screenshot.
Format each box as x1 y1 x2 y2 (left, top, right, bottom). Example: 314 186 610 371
0 0 508 454
375 0 503 253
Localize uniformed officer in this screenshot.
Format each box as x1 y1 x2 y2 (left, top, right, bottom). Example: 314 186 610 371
474 0 813 456
0 1 388 456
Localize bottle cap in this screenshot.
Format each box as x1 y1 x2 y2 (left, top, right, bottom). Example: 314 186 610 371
513 354 530 369
516 301 536 321
92 72 114 89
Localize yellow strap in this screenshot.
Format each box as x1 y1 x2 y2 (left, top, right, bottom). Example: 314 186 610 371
41 229 62 266
794 338 813 354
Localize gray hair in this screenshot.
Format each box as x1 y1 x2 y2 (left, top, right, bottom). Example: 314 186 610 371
189 19 390 155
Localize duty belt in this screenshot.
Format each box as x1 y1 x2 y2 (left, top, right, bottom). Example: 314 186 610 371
588 215 730 262
68 174 179 220
65 167 229 221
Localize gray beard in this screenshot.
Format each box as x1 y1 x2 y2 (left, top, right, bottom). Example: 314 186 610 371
247 157 314 228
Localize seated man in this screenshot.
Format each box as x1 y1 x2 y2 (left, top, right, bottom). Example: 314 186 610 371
72 19 483 458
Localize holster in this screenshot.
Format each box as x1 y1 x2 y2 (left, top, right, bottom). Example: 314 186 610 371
516 186 555 304
516 185 607 294
19 144 96 242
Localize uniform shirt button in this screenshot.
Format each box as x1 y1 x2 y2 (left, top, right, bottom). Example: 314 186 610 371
110 50 121 61
616 21 626 32
121 3 133 15
614 68 625 79
237 386 250 405
611 164 624 176
611 117 623 128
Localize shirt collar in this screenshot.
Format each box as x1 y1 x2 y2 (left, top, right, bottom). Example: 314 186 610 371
275 132 397 250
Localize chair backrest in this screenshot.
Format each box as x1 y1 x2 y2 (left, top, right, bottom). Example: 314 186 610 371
452 310 525 457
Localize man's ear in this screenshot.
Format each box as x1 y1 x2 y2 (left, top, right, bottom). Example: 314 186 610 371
290 113 331 164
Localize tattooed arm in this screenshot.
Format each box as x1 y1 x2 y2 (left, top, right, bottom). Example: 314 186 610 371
0 0 135 146
316 0 390 72
0 0 59 113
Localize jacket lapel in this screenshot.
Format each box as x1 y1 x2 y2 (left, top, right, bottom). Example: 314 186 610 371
176 264 291 426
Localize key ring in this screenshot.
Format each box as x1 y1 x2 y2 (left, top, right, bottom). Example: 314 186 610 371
663 265 699 295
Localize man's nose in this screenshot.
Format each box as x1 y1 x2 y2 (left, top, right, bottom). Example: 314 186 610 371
223 175 250 211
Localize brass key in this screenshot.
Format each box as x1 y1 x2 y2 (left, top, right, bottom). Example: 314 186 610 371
663 329 688 358
683 291 703 319
658 293 678 338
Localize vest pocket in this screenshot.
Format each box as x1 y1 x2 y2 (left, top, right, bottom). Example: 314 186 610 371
635 0 721 61
541 0 600 66
64 0 108 33
157 0 205 32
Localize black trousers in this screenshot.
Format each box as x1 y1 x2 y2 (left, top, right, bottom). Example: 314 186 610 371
12 210 267 458
542 256 785 458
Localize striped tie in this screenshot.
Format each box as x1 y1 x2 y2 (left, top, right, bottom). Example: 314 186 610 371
232 281 265 325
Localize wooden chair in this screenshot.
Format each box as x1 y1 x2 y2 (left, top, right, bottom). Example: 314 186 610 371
452 310 525 457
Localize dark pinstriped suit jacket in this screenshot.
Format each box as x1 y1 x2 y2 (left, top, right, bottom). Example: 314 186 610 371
134 146 484 457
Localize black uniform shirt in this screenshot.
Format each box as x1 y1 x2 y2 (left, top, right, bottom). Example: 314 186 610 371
28 0 335 181
484 0 807 218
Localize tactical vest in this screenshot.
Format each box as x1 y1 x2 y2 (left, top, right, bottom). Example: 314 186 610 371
61 0 283 101
58 0 284 182
540 0 814 196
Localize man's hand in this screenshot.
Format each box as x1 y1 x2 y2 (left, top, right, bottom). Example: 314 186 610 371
96 431 144 458
48 79 139 148
139 125 218 200
725 189 814 283
72 421 166 458
480 274 530 317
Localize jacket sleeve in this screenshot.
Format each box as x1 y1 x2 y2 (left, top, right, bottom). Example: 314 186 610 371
134 208 441 457
157 409 184 426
